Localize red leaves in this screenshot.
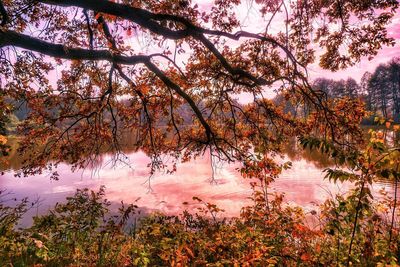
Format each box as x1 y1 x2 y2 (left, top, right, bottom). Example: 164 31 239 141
300 253 311 261
126 27 132 36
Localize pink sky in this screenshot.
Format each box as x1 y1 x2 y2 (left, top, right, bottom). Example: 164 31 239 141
194 0 400 83
47 1 398 86
33 1 400 100
308 14 400 82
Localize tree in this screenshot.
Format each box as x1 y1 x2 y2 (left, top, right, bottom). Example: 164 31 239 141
0 0 398 175
362 58 400 120
360 71 373 111
312 78 360 99
0 92 11 160
388 58 400 119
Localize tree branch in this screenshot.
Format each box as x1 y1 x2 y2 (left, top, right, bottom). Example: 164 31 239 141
0 30 148 64
0 0 8 26
38 0 302 86
0 30 214 143
82 9 94 50
144 60 213 142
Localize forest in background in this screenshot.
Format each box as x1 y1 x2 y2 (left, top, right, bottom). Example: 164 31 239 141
313 58 400 123
5 57 400 130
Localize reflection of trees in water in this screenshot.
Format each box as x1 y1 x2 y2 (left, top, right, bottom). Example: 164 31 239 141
1 133 141 172
3 128 400 190
283 130 400 189
284 128 400 171
283 138 335 169
381 129 400 147
369 128 400 188
209 149 227 184
1 137 24 171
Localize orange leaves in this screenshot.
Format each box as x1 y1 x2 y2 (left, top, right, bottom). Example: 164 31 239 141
240 156 282 183
107 42 114 49
376 131 384 140
137 84 150 95
104 14 117 21
300 253 311 262
292 223 312 239
95 12 117 22
0 134 7 145
94 13 101 20
184 246 194 258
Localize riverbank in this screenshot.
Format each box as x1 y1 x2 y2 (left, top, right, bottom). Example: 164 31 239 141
1 186 398 266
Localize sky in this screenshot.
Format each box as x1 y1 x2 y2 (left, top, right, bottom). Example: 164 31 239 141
41 0 400 100
123 0 400 102
194 0 400 83
45 0 398 86
308 14 400 82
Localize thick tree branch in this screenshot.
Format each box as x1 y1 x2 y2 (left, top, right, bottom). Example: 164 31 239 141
0 29 213 143
0 0 8 26
41 0 190 40
38 0 301 85
0 30 148 64
95 13 117 50
82 9 94 50
144 60 213 142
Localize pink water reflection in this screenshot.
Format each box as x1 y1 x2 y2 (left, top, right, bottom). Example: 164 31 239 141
0 151 394 226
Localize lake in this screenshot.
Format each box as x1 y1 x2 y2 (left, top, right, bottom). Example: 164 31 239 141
1 133 399 227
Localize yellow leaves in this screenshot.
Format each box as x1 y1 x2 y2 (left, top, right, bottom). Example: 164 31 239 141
374 116 386 125
376 203 389 214
0 134 7 145
369 130 385 144
393 125 400 131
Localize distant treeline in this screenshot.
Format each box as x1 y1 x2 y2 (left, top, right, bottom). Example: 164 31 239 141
312 57 400 123
8 58 400 129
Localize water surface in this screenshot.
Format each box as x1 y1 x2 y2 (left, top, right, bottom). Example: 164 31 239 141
1 140 397 227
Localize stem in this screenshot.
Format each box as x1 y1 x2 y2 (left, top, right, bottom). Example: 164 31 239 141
389 173 398 246
264 178 270 215
336 208 341 267
347 178 366 267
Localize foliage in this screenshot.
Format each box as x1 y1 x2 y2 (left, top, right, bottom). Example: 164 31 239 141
0 186 139 266
311 58 400 124
1 124 400 265
364 58 400 120
301 118 400 266
0 0 397 176
0 179 398 267
0 1 399 266
0 92 12 160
